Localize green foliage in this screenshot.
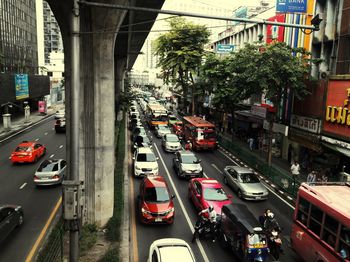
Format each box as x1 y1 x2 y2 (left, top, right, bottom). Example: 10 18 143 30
99 248 119 262
80 224 98 253
155 17 210 111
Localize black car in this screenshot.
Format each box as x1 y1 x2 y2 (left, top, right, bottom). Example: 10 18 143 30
173 150 203 179
131 126 146 141
55 118 66 133
0 205 24 243
132 134 152 152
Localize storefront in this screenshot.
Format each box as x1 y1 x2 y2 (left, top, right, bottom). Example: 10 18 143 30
320 77 350 181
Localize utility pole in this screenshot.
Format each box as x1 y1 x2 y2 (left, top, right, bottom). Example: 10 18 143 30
62 0 81 261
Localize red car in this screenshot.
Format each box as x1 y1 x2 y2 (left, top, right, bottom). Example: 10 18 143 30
138 176 175 224
172 121 183 138
11 141 46 164
188 178 232 216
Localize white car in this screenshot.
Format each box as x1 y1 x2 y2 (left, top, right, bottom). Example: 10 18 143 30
133 147 159 177
147 238 196 262
54 109 65 119
162 134 182 152
155 125 172 138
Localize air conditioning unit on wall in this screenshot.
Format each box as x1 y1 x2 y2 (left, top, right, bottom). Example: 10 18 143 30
319 71 330 79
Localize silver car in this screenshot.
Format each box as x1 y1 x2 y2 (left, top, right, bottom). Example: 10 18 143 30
34 159 66 186
155 125 171 138
223 166 268 200
162 134 182 152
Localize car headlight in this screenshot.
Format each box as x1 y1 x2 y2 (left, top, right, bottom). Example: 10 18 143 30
165 207 175 214
141 208 151 214
135 166 142 170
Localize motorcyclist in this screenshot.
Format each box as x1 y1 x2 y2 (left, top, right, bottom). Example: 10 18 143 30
263 212 281 233
259 208 271 226
185 140 192 151
198 205 217 242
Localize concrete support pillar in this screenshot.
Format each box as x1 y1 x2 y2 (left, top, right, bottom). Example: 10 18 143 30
24 106 30 123
115 57 126 120
2 114 11 131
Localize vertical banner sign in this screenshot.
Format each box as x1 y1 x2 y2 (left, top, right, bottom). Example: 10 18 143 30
15 74 29 100
276 0 307 13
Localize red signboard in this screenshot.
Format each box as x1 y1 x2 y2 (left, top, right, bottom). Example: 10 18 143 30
266 14 285 44
323 79 350 140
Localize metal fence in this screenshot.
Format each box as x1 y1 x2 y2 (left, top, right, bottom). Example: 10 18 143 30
217 134 301 198
36 221 64 262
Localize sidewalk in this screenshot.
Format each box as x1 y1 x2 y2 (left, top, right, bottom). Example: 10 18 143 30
220 131 308 182
0 104 65 141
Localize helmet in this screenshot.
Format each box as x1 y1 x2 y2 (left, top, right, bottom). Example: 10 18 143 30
209 205 214 212
267 212 275 219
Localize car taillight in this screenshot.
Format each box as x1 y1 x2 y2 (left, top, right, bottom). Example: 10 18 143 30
52 175 60 179
34 175 39 180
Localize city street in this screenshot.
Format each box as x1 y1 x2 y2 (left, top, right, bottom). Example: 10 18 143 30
130 118 301 262
0 117 64 262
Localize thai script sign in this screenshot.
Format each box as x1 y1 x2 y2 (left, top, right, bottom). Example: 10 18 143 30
15 74 29 100
276 0 307 13
216 44 235 53
251 105 267 118
290 114 321 134
323 80 350 139
263 120 289 136
321 136 350 151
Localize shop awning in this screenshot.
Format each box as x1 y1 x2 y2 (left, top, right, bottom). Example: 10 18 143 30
322 142 350 158
235 110 265 124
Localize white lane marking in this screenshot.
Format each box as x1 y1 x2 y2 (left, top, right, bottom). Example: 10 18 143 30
203 172 208 178
44 132 48 135
0 115 54 143
211 164 223 174
218 149 295 209
19 183 27 189
35 138 39 141
59 145 63 149
154 144 210 262
50 154 55 158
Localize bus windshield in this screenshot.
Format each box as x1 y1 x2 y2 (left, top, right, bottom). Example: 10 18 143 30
151 114 168 122
196 128 216 140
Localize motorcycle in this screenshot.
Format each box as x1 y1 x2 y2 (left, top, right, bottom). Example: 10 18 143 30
192 215 220 243
267 229 283 260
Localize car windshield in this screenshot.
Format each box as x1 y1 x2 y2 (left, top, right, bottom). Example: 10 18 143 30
181 154 198 164
239 173 260 183
203 188 228 201
144 187 170 202
136 153 156 162
15 146 32 152
169 116 177 121
37 160 59 172
248 233 267 246
158 125 169 130
166 135 179 142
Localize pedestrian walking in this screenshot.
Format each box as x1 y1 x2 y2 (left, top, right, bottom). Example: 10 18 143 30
248 137 254 151
291 160 300 181
307 170 316 185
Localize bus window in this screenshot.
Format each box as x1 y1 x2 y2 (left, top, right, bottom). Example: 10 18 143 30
296 197 309 226
339 226 350 259
309 205 323 236
197 129 204 140
322 214 338 249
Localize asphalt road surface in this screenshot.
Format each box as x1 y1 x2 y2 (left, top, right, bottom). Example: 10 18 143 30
130 114 302 262
0 117 65 262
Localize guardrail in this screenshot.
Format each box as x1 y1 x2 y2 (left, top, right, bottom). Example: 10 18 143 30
217 134 301 199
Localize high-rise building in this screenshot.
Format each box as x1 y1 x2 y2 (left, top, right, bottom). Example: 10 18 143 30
0 0 38 74
42 1 62 64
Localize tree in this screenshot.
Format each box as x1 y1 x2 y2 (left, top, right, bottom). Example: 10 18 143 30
154 17 210 114
256 42 311 165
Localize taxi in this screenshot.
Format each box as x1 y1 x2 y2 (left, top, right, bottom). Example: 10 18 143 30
188 178 232 215
11 141 46 164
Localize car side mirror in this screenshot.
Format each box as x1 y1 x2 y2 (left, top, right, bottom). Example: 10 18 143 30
132 157 135 160
228 194 233 199
171 195 175 199
196 194 200 198
156 157 159 160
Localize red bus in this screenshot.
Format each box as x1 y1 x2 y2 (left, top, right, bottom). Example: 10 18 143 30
291 183 350 262
183 116 217 150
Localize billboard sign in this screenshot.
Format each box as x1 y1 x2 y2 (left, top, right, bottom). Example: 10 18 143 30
216 44 234 53
266 14 286 43
232 7 248 25
323 79 350 140
15 74 29 100
276 0 307 13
